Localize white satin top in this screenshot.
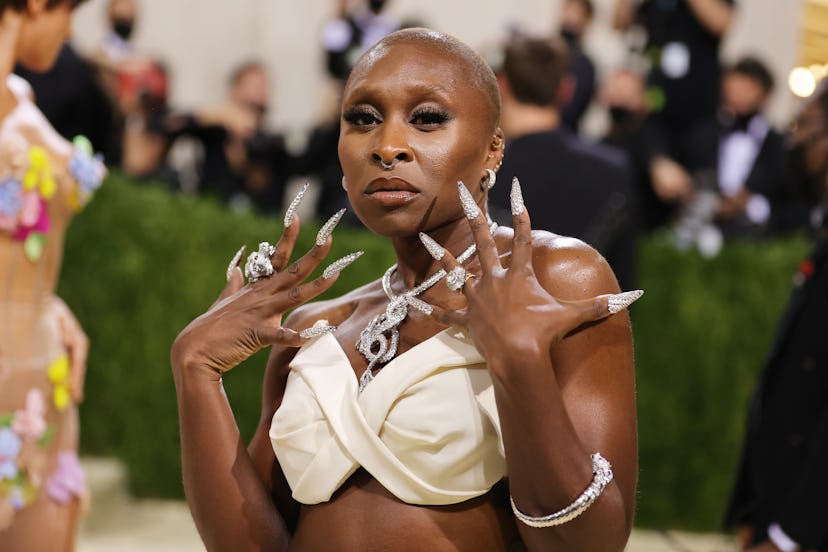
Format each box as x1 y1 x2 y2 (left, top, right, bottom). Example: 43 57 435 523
269 325 506 506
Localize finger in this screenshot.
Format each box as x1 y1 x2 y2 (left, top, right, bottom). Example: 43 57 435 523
508 177 534 269
563 290 644 327
256 325 306 348
458 181 500 272
271 255 359 311
275 207 346 284
270 214 301 272
419 234 466 292
213 247 246 307
425 302 470 329
270 238 336 291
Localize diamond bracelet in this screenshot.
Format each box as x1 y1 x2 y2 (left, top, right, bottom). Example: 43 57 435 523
510 453 614 528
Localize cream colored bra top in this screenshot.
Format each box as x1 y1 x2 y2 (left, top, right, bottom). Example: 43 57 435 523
269 325 506 506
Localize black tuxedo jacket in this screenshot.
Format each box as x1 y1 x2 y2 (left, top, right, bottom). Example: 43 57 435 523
488 129 637 289
725 228 828 550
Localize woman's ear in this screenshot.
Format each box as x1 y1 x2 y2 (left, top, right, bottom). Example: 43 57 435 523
485 128 505 172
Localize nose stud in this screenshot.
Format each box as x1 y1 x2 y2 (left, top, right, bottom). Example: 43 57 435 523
380 158 397 170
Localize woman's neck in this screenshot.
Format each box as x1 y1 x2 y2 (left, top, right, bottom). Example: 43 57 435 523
388 215 486 293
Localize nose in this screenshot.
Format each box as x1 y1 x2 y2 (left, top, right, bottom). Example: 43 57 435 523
372 119 412 169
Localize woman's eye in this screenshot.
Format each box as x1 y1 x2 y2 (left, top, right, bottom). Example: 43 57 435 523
343 107 380 127
411 109 450 127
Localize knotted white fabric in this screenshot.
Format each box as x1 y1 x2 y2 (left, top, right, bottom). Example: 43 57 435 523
269 326 505 505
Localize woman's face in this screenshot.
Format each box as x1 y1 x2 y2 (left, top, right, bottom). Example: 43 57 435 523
16 1 74 72
339 41 498 237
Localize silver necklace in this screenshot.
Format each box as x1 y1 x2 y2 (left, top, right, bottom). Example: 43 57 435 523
355 223 496 392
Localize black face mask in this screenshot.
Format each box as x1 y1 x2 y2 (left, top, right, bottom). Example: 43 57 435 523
112 18 134 41
609 106 637 125
368 0 386 14
560 28 579 46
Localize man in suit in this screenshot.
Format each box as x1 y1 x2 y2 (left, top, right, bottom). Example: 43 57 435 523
684 57 797 237
724 83 828 552
489 34 637 289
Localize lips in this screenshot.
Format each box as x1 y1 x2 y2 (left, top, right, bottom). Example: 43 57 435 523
364 177 419 207
365 177 418 194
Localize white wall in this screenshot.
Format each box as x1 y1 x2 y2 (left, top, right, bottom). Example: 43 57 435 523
70 0 805 135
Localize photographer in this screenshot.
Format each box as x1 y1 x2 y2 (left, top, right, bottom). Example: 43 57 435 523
122 61 298 213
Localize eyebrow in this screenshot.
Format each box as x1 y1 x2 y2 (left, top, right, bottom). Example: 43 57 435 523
345 81 452 105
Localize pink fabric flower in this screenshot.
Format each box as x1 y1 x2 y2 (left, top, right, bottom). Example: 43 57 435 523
12 389 47 441
17 190 40 227
46 451 86 504
12 196 48 242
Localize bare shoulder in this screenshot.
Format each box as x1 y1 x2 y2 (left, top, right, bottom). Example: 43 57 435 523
494 227 621 299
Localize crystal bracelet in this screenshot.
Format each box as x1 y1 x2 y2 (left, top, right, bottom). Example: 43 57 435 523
510 453 614 528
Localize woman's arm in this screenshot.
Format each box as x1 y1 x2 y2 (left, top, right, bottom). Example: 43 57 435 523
490 244 636 551
171 218 350 551
173 349 290 552
425 184 638 551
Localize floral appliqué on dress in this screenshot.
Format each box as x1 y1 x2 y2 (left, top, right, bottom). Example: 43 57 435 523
0 389 54 532
0 135 105 262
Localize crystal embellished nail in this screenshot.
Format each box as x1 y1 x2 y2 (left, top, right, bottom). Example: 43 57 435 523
607 290 644 314
419 232 445 261
510 176 525 216
316 208 346 246
299 325 337 339
322 251 364 279
226 245 246 281
457 182 481 219
283 181 309 228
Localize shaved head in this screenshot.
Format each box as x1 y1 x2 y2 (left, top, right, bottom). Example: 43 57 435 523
347 28 501 133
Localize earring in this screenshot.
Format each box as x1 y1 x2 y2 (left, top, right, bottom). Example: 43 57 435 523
480 168 496 191
341 176 347 191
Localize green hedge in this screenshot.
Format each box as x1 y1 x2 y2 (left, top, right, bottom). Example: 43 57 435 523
58 175 809 531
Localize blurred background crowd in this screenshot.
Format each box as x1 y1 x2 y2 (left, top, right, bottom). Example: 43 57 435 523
22 0 826 286
16 0 828 546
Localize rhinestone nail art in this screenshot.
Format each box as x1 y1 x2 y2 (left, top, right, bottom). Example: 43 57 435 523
283 181 309 228
226 245 246 281
322 251 364 279
510 177 525 216
316 208 346 247
419 232 445 261
607 290 644 314
457 182 481 219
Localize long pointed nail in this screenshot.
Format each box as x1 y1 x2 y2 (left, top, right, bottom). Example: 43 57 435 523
323 251 364 279
283 181 309 228
316 208 346 246
510 176 525 216
226 245 246 281
300 325 336 339
457 181 481 219
419 232 445 261
608 290 644 314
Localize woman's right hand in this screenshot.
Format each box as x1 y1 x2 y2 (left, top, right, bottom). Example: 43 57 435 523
170 217 345 378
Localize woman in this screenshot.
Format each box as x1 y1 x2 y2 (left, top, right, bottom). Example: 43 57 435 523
0 0 104 549
173 28 638 551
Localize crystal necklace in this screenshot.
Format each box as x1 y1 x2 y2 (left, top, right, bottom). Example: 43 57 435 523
355 223 496 392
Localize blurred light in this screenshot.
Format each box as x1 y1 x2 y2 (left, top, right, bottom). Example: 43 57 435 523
789 66 817 97
809 64 827 80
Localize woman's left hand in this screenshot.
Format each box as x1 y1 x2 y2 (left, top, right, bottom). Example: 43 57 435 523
421 180 641 362
52 296 89 404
